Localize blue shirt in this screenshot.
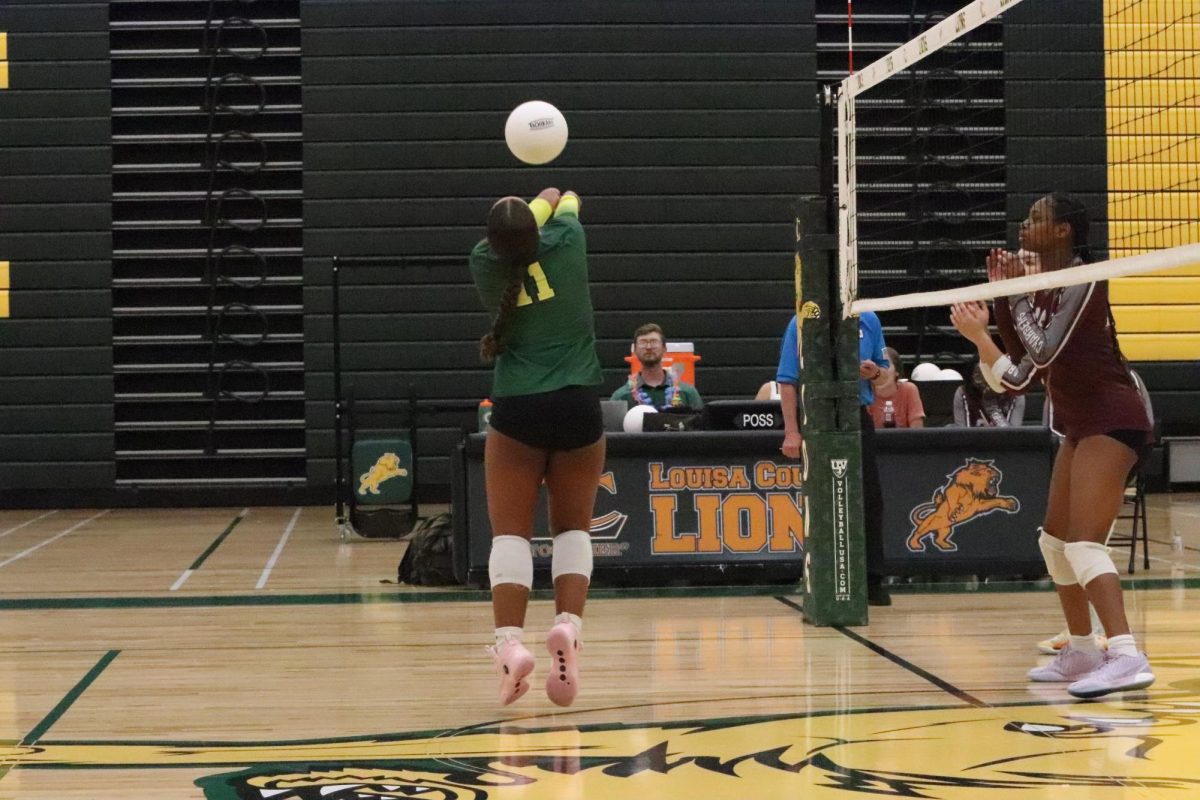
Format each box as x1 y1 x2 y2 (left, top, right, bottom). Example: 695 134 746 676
775 310 888 407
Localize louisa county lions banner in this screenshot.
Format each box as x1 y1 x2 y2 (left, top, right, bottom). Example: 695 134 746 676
457 433 806 584
456 428 1055 585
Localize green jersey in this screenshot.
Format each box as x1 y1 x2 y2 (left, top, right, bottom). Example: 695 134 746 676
469 213 603 397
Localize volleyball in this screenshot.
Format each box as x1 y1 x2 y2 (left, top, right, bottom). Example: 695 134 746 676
622 405 656 434
505 101 568 165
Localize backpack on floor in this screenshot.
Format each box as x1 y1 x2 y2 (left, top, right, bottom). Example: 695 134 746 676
397 513 459 586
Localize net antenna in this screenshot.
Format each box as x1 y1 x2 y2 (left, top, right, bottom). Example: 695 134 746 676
837 0 1200 322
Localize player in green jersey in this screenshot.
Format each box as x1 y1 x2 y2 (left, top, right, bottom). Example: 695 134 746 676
468 188 604 708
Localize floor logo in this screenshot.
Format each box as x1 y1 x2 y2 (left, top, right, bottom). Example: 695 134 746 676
907 458 1020 552
5 681 1199 799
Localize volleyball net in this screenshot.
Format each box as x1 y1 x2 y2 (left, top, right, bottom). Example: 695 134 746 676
835 0 1200 367
800 0 1200 625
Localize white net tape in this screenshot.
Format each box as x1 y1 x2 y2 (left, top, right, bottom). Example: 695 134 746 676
843 0 1029 100
848 241 1200 314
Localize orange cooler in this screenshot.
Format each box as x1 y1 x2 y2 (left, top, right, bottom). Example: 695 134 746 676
624 342 701 386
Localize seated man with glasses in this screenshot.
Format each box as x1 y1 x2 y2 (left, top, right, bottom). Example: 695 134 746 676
610 323 703 411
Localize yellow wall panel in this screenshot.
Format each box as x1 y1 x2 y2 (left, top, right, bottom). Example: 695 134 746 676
1109 135 1200 163
1110 277 1200 304
1105 23 1200 51
0 291 8 319
1117 333 1200 361
1108 107 1200 135
0 32 7 61
1108 220 1200 250
1112 305 1200 333
1106 51 1200 79
1109 191 1200 220
1108 164 1200 191
1106 4 1200 354
0 262 8 290
1107 79 1199 108
0 61 7 91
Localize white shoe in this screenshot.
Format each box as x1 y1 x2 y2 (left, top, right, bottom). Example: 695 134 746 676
1027 645 1104 682
1067 652 1155 699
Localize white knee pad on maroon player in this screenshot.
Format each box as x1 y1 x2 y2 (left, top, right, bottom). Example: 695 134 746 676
1038 528 1076 586
1064 540 1118 587
489 535 533 589
551 530 593 582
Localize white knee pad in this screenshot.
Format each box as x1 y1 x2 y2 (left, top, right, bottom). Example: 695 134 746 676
1038 528 1077 586
551 530 593 583
1064 540 1118 587
489 535 533 589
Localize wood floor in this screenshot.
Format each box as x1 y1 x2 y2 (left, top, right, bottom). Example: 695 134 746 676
0 495 1197 799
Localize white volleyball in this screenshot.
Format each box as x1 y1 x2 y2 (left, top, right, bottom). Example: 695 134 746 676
505 101 568 165
622 405 656 434
910 362 942 381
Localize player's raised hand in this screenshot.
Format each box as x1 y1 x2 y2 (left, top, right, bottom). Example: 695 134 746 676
950 301 990 342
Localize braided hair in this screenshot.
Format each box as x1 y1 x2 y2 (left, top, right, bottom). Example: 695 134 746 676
480 198 539 363
1046 192 1093 264
1045 192 1136 386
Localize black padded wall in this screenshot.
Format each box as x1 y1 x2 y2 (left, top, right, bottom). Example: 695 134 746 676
1003 0 1108 254
302 1 819 489
0 1 114 496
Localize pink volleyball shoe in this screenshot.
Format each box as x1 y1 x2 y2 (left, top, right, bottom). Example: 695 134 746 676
545 622 582 707
488 637 535 706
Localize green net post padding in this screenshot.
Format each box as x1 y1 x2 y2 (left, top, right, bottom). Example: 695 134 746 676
352 438 413 506
795 195 868 627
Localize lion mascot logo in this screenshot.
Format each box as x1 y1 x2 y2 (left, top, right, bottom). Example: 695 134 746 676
907 458 1019 552
358 452 408 496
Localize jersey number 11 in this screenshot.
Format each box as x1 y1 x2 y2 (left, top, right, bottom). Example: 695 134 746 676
516 262 556 307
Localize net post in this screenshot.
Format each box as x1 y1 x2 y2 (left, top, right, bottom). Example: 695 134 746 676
795 196 868 627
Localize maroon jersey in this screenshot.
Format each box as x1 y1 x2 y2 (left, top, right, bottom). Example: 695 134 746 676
992 281 1150 443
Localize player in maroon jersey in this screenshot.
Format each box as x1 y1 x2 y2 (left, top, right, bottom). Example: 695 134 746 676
950 193 1153 699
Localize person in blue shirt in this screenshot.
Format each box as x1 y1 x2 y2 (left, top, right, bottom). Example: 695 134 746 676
775 309 891 605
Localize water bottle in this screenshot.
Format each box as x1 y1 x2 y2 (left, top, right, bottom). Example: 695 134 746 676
883 400 896 428
478 398 493 432
1172 530 1184 554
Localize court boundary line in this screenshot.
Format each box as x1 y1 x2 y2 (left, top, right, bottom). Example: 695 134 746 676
0 576 1196 611
20 650 121 745
0 650 121 783
0 510 109 571
256 507 301 589
170 509 248 591
775 595 989 708
0 510 58 541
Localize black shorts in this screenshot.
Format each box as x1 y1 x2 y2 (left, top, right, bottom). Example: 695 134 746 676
1102 428 1152 482
489 385 604 452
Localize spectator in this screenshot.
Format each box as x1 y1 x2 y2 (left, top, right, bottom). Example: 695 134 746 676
953 362 1025 427
611 323 703 410
868 346 926 428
